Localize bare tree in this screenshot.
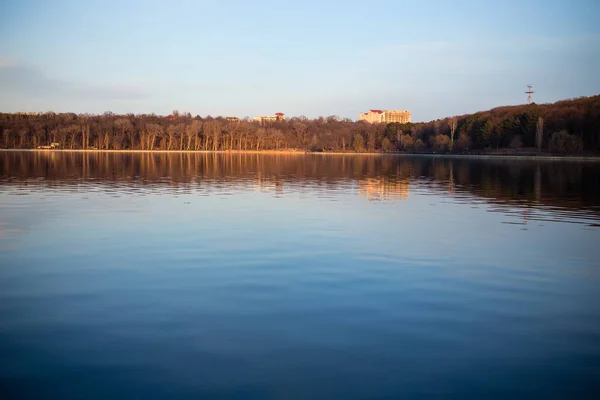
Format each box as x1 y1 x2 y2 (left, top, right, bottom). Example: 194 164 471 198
293 122 308 148
184 120 202 151
536 117 544 152
224 121 241 150
1 129 10 148
143 124 162 150
212 122 221 151
66 124 79 149
81 124 90 149
449 117 457 152
238 123 249 150
55 127 69 148
202 121 221 151
255 128 266 150
166 125 177 150
98 130 111 150
177 123 185 150
114 118 134 149
271 129 284 150
18 129 28 148
338 126 351 151
32 128 44 148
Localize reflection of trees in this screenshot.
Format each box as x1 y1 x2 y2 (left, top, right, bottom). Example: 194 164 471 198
1 152 599 214
449 159 600 211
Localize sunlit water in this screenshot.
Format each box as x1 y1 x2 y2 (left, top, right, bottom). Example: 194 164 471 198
1 151 599 398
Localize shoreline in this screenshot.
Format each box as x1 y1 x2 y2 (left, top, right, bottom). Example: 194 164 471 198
1 148 600 161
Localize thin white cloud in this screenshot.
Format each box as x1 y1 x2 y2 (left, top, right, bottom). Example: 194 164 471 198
372 35 600 54
0 55 19 68
0 57 149 101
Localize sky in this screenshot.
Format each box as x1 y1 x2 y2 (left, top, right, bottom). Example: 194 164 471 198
0 0 599 122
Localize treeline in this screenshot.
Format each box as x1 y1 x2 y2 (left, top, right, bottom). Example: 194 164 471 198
1 95 599 153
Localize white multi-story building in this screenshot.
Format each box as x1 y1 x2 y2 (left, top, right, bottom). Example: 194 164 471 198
359 109 411 124
253 112 285 124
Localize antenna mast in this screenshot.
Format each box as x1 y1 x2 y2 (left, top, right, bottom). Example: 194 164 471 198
525 84 534 104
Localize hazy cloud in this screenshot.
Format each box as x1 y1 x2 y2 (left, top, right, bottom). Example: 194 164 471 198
0 55 19 68
0 57 149 102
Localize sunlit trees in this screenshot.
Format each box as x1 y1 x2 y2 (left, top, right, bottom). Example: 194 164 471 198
255 128 266 151
0 95 598 153
166 125 177 150
183 121 201 151
271 129 284 150
293 122 308 148
114 118 134 149
142 124 163 150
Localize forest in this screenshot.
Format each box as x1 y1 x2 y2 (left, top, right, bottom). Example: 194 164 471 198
1 95 599 154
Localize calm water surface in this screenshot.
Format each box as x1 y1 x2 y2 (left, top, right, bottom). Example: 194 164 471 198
1 151 600 398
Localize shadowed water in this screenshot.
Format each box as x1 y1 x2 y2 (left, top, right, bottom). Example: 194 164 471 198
1 151 599 399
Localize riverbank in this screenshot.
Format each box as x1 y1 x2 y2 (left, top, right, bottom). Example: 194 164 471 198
2 148 600 161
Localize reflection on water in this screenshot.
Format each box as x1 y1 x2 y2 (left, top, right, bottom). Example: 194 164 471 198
357 177 410 201
2 151 599 224
1 151 600 398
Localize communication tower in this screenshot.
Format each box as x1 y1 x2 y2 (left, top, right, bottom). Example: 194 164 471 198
525 84 534 104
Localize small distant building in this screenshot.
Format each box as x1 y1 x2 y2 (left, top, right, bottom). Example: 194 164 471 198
37 143 60 150
253 113 285 124
359 109 411 124
226 117 240 123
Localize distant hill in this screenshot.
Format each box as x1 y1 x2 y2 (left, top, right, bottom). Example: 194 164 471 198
387 95 600 154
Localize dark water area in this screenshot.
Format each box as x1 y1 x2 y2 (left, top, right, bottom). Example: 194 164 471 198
1 151 599 399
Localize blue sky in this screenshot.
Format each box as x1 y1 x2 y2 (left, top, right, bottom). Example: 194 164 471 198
1 0 599 121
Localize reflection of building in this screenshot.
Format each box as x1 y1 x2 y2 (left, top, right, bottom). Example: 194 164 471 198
359 109 411 124
357 177 410 201
252 174 285 196
253 112 285 124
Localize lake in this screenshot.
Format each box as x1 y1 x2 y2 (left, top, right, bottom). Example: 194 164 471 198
1 151 599 399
